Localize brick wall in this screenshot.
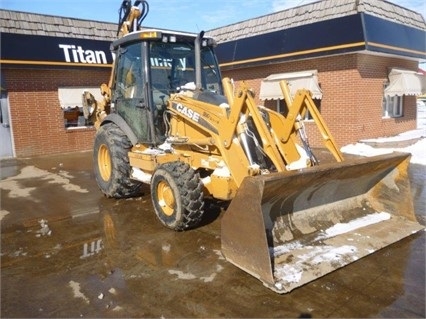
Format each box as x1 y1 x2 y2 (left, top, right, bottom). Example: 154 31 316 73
221 53 418 148
4 68 110 157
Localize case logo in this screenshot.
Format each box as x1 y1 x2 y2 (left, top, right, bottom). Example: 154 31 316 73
175 103 200 122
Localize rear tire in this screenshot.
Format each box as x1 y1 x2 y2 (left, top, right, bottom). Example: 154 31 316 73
151 162 204 231
93 122 142 198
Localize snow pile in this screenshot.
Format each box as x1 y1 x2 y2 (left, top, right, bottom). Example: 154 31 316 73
360 129 426 143
341 129 426 165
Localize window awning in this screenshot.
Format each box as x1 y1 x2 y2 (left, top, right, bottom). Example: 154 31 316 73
259 70 323 100
384 68 426 97
58 87 103 109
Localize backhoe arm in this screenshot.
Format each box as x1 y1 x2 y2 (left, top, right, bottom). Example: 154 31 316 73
83 1 150 129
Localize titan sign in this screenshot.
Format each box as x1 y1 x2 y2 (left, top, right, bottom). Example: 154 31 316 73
1 33 188 68
58 44 109 64
0 33 114 67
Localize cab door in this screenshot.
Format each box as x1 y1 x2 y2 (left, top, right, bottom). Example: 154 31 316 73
112 42 153 143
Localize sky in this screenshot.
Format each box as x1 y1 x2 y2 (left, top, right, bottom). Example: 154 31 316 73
1 0 425 33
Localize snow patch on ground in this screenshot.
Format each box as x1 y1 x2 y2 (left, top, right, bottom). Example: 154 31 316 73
168 269 197 280
0 165 88 199
0 210 10 221
360 128 426 143
168 264 224 282
341 129 426 165
68 280 90 304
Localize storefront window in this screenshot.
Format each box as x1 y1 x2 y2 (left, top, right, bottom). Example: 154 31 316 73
58 87 102 128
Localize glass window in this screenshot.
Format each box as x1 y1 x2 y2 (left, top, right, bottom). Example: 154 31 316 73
114 43 144 99
200 49 222 93
382 95 403 118
58 87 102 128
149 41 222 97
382 82 403 118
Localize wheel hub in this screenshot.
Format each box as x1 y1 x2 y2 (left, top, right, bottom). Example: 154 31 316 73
98 144 112 181
157 181 175 216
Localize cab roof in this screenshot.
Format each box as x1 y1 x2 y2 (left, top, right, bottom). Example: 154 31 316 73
112 28 215 49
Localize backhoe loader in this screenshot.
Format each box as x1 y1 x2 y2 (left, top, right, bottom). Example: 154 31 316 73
85 0 424 293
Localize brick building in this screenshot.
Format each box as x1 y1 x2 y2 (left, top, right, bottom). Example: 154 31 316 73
1 0 425 158
207 0 426 147
0 14 116 158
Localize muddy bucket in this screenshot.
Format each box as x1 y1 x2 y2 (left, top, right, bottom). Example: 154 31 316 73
221 152 424 293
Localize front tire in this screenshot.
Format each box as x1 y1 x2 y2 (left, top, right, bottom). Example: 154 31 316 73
93 122 142 198
151 162 204 231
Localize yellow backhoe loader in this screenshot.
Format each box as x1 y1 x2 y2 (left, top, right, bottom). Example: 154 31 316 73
85 0 424 293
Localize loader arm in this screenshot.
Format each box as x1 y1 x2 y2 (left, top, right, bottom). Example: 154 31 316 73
220 80 287 172
277 80 344 162
221 78 344 170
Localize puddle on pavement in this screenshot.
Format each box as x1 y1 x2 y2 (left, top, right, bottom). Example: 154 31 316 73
0 154 425 318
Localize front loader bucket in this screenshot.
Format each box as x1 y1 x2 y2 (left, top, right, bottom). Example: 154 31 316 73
221 152 424 293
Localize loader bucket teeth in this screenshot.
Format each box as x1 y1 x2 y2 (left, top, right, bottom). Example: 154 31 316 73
221 152 424 293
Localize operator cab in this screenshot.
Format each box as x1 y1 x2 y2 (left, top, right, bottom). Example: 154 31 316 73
110 29 223 145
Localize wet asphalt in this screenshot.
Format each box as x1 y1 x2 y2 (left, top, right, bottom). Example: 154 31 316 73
1 150 425 318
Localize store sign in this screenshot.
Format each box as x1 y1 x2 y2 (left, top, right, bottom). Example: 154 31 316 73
58 44 109 64
0 32 114 67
